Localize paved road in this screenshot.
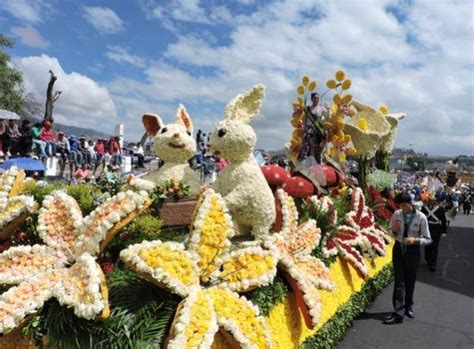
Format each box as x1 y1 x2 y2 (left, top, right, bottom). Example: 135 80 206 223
337 214 474 349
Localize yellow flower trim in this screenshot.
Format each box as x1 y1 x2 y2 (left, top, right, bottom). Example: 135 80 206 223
265 242 393 348
209 287 271 349
379 104 389 114
183 291 214 349
140 246 199 287
220 252 275 283
190 194 233 282
357 117 368 132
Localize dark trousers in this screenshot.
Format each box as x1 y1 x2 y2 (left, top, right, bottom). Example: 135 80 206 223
392 242 420 318
425 225 442 267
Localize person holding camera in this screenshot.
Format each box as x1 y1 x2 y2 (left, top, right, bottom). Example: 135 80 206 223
384 192 432 325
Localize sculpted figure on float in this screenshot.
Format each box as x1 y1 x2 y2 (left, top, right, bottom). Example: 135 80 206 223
142 105 201 196
209 84 276 238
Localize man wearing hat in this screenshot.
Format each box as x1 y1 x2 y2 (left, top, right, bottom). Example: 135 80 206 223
421 193 447 271
384 192 432 324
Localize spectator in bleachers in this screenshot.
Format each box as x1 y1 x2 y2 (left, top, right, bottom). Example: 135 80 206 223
2 119 21 157
94 138 105 165
78 136 91 165
0 119 5 156
108 136 122 168
17 120 33 157
39 120 56 157
31 122 47 160
68 135 82 166
57 131 70 164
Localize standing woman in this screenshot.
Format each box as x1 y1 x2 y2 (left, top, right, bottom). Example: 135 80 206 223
422 194 447 272
384 192 432 324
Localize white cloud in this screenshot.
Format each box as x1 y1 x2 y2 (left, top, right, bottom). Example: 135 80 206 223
0 0 52 24
105 46 147 68
82 6 124 34
13 54 118 130
139 0 233 25
10 25 49 48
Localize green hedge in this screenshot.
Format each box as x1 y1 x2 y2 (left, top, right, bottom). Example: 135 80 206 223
301 265 393 349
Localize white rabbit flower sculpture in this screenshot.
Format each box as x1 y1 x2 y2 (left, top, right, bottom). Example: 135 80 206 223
142 104 201 197
209 84 276 238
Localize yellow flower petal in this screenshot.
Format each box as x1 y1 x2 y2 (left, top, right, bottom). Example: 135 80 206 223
338 152 347 163
326 79 337 89
297 85 305 95
357 117 368 132
308 81 317 91
335 70 345 82
341 94 352 105
333 94 341 104
341 79 351 90
379 104 389 114
302 75 310 86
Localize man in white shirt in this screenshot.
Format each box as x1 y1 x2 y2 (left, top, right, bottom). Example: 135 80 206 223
384 192 432 324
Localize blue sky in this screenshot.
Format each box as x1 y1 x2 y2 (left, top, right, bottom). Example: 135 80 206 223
0 0 473 156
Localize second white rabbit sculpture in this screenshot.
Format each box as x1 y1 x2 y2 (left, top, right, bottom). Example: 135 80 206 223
142 105 201 196
209 84 275 238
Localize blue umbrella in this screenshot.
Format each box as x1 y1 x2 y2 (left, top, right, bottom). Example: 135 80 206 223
1 158 45 171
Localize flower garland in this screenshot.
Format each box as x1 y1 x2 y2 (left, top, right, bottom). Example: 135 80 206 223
264 189 334 329
0 189 152 334
314 188 391 279
120 188 276 349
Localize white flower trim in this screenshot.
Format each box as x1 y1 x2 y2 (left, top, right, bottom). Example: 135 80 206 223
0 244 66 285
188 189 234 281
168 287 218 349
74 190 149 256
0 273 59 334
37 190 83 256
120 240 199 297
360 229 386 256
128 176 157 192
280 255 334 292
334 238 369 277
55 253 105 320
218 246 277 292
310 195 338 225
0 195 36 229
276 189 298 234
0 167 19 195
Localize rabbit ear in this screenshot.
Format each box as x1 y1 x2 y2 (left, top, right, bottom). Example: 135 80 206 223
224 84 265 123
176 104 193 133
142 113 164 136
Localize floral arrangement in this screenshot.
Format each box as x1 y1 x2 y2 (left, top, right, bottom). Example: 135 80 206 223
210 84 276 238
0 167 37 240
120 188 277 348
367 169 397 191
288 75 318 162
142 105 201 196
344 100 391 160
264 189 334 328
366 185 398 223
0 189 151 334
324 70 357 163
378 104 406 154
312 188 391 279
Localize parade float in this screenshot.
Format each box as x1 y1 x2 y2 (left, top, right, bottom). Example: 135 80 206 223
0 72 404 349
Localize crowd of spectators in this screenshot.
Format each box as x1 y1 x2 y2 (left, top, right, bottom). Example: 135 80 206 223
0 119 134 178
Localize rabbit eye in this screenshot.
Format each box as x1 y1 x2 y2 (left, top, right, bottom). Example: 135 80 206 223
218 129 226 137
161 127 168 134
187 131 191 136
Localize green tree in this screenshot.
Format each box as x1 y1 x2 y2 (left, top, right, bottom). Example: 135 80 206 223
0 34 24 113
406 156 426 171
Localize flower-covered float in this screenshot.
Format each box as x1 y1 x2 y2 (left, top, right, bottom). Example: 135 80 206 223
0 188 151 334
0 74 403 349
